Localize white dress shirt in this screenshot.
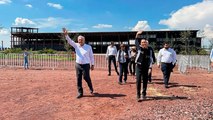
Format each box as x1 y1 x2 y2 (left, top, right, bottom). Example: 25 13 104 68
106 45 117 57
157 48 176 65
65 35 94 65
210 48 213 62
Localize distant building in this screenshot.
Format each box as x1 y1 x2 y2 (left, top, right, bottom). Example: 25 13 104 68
11 27 201 53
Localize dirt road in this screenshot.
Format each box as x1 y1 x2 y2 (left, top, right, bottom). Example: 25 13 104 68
0 66 212 120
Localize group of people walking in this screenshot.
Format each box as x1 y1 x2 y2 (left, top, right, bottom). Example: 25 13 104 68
105 31 177 101
63 28 178 102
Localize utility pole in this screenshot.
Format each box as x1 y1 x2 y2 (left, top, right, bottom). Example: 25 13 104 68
2 40 3 50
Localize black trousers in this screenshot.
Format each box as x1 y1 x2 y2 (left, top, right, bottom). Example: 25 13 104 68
161 63 173 86
148 68 152 80
136 64 149 98
108 55 118 74
129 60 136 75
119 62 128 82
75 63 93 95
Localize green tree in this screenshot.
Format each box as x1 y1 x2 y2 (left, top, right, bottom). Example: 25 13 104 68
149 42 157 52
60 33 79 53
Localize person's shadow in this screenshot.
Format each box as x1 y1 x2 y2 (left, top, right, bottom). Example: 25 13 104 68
138 95 188 102
151 78 164 81
84 93 126 99
124 82 136 85
169 84 200 88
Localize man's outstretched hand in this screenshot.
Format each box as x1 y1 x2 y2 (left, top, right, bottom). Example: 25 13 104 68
137 31 143 35
136 30 143 38
62 28 68 36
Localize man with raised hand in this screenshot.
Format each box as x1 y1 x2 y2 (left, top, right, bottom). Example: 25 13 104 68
63 28 94 99
135 31 153 102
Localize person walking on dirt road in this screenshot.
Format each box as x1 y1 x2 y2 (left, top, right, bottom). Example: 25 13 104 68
106 41 119 76
63 28 94 99
210 48 213 67
157 42 176 88
135 31 153 102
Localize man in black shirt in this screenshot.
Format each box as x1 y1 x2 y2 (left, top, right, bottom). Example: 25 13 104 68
135 31 153 102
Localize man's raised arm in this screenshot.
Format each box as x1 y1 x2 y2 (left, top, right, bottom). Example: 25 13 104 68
135 31 143 50
62 28 77 48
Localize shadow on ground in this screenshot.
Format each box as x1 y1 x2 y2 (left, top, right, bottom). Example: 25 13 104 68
84 93 126 99
140 95 188 102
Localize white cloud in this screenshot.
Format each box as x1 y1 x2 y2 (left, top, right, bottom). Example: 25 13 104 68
159 0 213 38
92 24 112 29
80 28 88 31
12 17 72 29
0 0 11 4
0 28 9 35
35 17 72 28
13 17 36 26
203 24 213 38
124 26 132 30
47 2 63 9
25 4 32 8
0 28 10 48
131 21 151 31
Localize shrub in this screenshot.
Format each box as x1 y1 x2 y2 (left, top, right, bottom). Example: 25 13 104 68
37 48 56 54
199 49 208 55
3 48 22 54
190 49 198 55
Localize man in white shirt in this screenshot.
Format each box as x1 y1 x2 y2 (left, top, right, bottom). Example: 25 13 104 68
210 48 213 67
63 28 94 99
157 42 176 88
106 41 119 76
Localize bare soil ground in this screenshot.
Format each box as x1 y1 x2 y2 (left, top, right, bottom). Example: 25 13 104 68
0 66 213 120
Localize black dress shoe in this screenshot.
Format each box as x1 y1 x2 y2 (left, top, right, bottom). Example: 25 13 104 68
108 73 111 76
137 98 141 102
90 90 94 95
165 85 169 88
137 96 141 102
142 95 146 100
76 94 83 99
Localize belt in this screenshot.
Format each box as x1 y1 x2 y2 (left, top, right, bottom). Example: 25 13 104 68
76 63 89 65
161 62 172 64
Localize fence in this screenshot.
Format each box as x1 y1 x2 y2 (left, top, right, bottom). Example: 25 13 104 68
0 53 107 70
177 55 211 73
0 53 211 73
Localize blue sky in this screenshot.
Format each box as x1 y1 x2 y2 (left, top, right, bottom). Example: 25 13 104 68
0 0 213 47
